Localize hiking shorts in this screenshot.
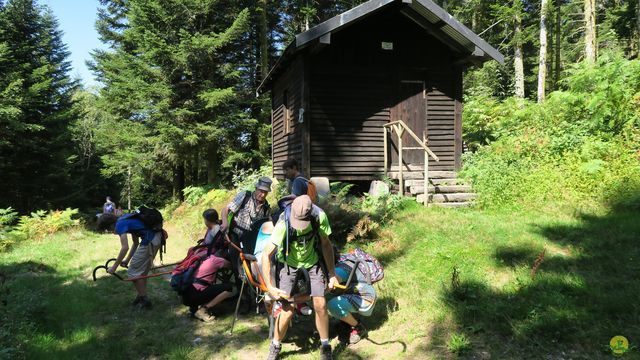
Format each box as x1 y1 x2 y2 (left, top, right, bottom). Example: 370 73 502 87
277 263 326 298
127 232 162 278
327 292 376 319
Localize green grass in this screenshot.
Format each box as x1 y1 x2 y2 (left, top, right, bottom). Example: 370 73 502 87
1 200 639 359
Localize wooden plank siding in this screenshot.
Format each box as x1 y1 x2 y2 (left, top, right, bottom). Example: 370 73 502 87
308 69 392 178
272 58 304 179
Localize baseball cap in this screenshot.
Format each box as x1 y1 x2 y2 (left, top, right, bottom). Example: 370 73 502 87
290 195 312 230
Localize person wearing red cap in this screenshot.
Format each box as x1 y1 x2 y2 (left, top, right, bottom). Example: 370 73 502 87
261 195 338 360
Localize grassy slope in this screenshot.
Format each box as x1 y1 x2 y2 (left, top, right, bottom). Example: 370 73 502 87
1 199 639 359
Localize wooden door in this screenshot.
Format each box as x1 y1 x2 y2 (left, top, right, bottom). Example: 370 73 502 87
391 80 426 167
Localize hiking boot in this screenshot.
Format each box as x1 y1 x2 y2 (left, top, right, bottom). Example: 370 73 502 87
319 344 333 360
194 306 215 322
349 323 366 344
266 342 281 360
137 297 152 310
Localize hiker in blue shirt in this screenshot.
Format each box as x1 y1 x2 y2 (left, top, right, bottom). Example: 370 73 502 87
282 159 308 196
108 213 163 309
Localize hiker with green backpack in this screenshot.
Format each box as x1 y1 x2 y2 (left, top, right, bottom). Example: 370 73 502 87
261 195 338 360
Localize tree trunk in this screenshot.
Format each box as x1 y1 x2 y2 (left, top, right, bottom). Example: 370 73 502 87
514 0 525 98
555 0 561 87
206 142 219 186
258 0 269 82
584 0 597 63
537 0 549 103
176 162 185 201
127 166 132 211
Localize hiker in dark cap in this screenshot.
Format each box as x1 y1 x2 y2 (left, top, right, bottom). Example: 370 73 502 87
221 176 273 305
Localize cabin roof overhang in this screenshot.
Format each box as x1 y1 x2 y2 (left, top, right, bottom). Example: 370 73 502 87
257 0 505 94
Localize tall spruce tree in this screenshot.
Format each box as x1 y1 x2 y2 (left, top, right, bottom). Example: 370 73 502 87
0 0 76 212
92 0 253 203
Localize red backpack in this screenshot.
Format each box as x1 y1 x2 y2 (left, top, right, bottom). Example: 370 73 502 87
170 247 210 295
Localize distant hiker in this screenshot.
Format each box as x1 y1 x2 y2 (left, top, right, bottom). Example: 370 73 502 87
282 159 317 202
108 207 165 309
261 195 338 360
202 209 226 258
103 196 116 215
327 258 377 344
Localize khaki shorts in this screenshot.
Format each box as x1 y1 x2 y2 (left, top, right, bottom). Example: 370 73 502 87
127 232 162 278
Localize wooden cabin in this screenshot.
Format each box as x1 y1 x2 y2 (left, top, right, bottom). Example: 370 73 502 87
258 0 503 183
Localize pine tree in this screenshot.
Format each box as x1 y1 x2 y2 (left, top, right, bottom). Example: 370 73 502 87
92 0 254 203
0 0 77 212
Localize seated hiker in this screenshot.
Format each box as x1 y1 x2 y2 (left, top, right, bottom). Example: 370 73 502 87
261 195 338 360
108 209 165 309
327 259 377 344
202 209 226 258
182 250 235 322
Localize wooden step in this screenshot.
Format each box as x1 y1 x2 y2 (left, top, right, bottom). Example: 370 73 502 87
388 171 457 180
430 178 465 186
416 193 477 203
410 184 473 195
431 202 474 208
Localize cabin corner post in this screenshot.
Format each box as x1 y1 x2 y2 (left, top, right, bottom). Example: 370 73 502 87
383 127 388 178
423 131 429 206
271 107 275 178
454 65 463 171
301 56 311 178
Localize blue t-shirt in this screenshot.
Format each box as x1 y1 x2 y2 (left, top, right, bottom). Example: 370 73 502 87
291 176 309 196
115 214 157 245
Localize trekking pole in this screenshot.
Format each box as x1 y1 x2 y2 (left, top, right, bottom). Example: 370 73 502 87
230 279 246 334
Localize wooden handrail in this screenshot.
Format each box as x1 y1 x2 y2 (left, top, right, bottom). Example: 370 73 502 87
383 119 440 205
383 120 439 161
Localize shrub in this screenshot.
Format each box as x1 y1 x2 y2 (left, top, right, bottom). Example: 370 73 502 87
320 182 409 244
232 163 273 192
461 53 640 210
0 207 19 251
1 208 80 252
182 185 215 205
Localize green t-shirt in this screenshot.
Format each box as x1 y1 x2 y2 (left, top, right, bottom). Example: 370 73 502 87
271 209 332 269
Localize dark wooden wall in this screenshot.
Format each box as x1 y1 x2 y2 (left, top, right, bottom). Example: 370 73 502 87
305 7 463 180
271 57 305 179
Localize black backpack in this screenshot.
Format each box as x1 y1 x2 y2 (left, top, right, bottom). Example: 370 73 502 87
132 205 166 260
135 206 163 231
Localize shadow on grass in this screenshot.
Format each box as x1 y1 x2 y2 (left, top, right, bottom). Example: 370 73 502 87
429 208 640 358
0 260 267 359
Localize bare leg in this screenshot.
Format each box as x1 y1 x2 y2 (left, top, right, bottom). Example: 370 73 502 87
313 296 329 339
204 291 234 309
133 278 147 297
340 313 358 327
274 303 295 342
